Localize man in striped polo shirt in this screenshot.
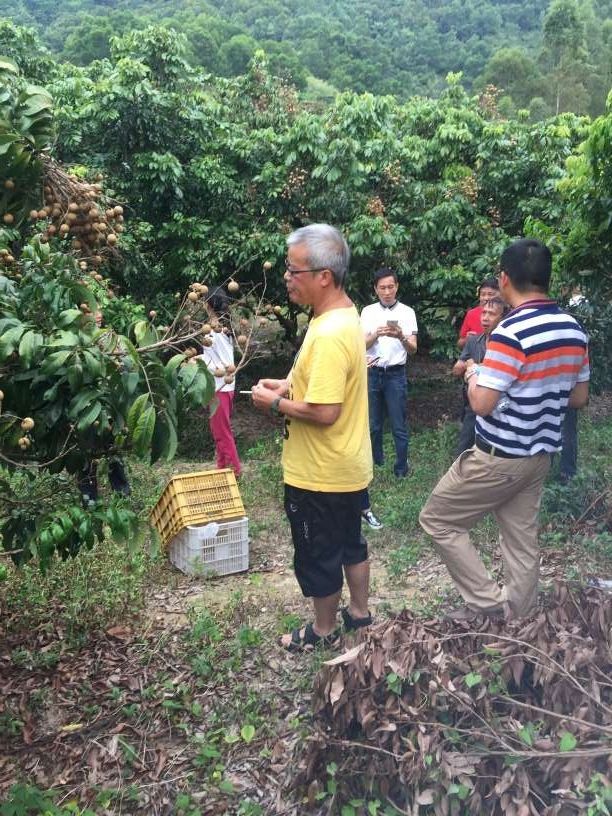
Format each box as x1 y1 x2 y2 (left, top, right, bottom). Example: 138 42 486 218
420 239 590 621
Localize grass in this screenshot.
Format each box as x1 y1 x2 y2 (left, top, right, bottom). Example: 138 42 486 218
1 408 611 814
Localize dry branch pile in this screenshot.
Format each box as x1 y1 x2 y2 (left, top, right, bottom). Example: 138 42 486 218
305 583 612 815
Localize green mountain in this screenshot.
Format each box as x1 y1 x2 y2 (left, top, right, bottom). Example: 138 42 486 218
1 0 611 113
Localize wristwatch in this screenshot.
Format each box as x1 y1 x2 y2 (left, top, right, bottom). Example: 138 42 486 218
270 396 284 417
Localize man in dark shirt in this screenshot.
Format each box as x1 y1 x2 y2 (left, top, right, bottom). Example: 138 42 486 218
452 298 506 455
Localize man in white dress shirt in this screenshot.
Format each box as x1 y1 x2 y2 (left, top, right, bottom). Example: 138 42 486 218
360 268 418 477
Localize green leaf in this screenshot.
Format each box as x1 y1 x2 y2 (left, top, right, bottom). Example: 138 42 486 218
559 731 577 752
41 349 72 375
132 405 156 458
18 330 43 366
0 57 19 74
77 401 102 432
464 672 482 688
165 353 186 376
0 325 26 358
82 349 103 379
241 724 255 743
58 309 83 328
126 393 150 436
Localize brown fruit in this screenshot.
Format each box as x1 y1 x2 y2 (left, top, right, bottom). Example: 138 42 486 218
66 212 77 223
79 303 89 312
115 224 124 233
187 292 198 303
106 233 117 246
237 334 248 346
113 205 124 216
0 390 4 401
89 207 99 219
48 225 57 236
212 323 223 333
18 437 29 450
59 224 70 236
202 323 212 334
273 305 282 315
213 367 225 377
94 274 103 282
72 240 82 250
3 214 14 224
259 318 267 327
68 203 79 213
223 374 235 384
21 417 35 431
29 209 39 220
202 336 213 347
228 280 240 293
200 284 208 295
6 256 15 264
40 234 48 243
149 310 157 319
240 318 249 328
106 209 115 219
225 364 236 374
4 179 15 190
79 261 88 270
263 260 272 271
93 255 103 265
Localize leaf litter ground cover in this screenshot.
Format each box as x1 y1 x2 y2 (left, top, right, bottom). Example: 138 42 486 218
1 387 611 815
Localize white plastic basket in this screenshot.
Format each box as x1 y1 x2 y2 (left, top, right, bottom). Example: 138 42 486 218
169 517 249 577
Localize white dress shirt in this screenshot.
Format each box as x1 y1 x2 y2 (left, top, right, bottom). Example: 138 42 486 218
198 331 235 392
360 301 418 367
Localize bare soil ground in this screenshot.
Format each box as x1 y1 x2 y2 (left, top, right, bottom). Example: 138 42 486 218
1 373 611 815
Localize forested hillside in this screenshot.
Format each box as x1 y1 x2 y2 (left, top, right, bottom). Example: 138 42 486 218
1 0 611 115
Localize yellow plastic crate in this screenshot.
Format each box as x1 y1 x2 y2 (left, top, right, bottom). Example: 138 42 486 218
150 469 245 549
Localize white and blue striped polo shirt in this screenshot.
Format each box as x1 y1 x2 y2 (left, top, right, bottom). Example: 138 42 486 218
475 299 590 456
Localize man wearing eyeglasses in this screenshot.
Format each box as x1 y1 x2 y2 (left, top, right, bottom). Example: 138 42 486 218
251 224 373 652
360 268 418 478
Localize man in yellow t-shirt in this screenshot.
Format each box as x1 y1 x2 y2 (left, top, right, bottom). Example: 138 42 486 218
252 224 373 652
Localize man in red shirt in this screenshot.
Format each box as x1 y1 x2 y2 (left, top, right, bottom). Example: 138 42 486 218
457 276 499 349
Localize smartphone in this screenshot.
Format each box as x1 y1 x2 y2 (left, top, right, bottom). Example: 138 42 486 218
387 319 399 327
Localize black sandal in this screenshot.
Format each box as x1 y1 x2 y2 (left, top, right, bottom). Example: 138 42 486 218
282 622 339 653
341 606 372 631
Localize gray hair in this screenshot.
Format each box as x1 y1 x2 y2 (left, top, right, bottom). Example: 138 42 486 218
287 224 350 288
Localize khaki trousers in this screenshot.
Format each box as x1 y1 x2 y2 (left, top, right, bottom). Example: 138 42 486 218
419 446 551 617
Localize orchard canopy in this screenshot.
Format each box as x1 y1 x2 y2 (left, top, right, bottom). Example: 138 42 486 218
1 26 612 565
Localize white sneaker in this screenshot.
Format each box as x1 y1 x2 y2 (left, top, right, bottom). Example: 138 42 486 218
362 509 383 530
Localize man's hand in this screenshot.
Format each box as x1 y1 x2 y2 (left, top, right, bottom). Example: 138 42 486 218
255 378 289 397
251 382 281 412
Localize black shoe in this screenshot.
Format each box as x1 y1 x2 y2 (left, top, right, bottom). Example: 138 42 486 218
78 470 98 505
108 459 131 496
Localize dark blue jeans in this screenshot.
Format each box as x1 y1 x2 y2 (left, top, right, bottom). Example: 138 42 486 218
367 367 409 476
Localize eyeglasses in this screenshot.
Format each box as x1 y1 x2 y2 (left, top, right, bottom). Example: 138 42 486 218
284 258 328 277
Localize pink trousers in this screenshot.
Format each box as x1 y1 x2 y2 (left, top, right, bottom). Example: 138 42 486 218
209 390 241 476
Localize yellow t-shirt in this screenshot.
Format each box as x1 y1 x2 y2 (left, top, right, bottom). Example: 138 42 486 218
282 305 373 492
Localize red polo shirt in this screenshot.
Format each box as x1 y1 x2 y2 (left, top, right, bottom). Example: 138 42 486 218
459 305 483 338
